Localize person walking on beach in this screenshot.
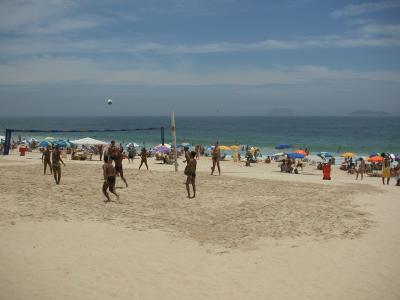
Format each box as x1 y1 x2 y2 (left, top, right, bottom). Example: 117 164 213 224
115 149 128 187
52 145 65 184
42 145 52 175
322 159 332 180
211 142 221 175
356 158 366 180
139 147 149 170
195 145 200 160
102 155 119 202
382 153 391 185
184 150 197 198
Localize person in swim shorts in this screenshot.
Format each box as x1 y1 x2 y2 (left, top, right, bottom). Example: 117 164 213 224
102 155 119 202
115 149 128 188
211 142 221 176
42 145 52 175
52 145 65 184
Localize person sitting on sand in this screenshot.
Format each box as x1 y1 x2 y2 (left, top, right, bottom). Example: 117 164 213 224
322 160 332 180
356 158 366 180
52 145 66 184
115 149 128 188
139 147 149 170
184 150 197 198
42 145 52 175
211 142 221 175
382 153 391 185
102 155 119 202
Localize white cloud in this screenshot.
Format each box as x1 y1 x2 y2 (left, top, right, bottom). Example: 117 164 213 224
359 23 400 37
1 57 400 86
333 1 400 18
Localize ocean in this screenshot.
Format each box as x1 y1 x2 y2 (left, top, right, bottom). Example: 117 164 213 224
0 116 399 156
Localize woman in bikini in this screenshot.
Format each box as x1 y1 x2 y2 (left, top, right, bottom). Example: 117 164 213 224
184 150 197 198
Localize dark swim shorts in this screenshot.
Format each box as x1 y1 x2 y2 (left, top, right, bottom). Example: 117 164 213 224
107 176 116 191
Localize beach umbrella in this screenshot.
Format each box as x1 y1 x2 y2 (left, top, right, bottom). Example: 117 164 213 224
230 145 240 150
318 152 333 158
70 137 108 145
44 137 55 141
368 156 384 162
0 135 5 141
272 152 285 157
181 142 191 147
154 143 171 148
395 154 400 162
154 145 171 153
275 144 291 150
369 152 379 157
287 153 305 159
219 145 231 151
341 152 355 158
38 140 52 148
206 145 215 151
293 149 307 156
126 142 139 148
54 140 71 148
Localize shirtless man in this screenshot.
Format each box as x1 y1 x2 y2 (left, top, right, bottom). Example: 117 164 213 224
184 150 197 198
42 146 52 175
107 140 119 162
52 145 65 184
211 142 221 175
102 155 119 202
115 149 128 187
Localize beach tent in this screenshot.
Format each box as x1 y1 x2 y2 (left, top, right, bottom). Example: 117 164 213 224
70 137 108 145
275 144 291 150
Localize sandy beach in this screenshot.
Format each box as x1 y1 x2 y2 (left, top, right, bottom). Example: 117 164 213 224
1 151 399 300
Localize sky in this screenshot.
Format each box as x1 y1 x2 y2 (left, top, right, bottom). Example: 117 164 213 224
0 0 399 116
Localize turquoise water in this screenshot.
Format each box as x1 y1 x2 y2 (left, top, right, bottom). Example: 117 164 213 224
0 116 399 155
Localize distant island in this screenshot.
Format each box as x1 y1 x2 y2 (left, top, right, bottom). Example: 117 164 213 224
348 110 390 116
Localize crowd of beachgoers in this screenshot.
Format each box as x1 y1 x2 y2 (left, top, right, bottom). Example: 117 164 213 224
1 136 400 202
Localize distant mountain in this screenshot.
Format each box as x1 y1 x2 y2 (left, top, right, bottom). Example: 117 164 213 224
348 110 389 116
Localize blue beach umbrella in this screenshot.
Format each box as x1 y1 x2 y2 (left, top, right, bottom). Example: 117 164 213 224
287 153 305 159
369 152 379 157
154 145 171 153
318 152 333 158
275 144 291 150
38 140 52 148
54 140 71 148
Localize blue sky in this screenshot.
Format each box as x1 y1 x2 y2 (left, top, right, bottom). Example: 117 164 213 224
0 0 399 116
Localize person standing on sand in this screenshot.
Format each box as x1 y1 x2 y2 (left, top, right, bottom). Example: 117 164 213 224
211 142 221 175
107 140 119 162
322 159 332 180
184 150 197 198
52 145 65 184
102 155 119 202
195 145 200 160
98 144 104 161
356 157 366 180
382 153 391 185
42 145 52 175
115 149 128 187
139 147 149 170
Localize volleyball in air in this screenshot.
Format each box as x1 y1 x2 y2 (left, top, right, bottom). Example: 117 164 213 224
107 98 113 105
